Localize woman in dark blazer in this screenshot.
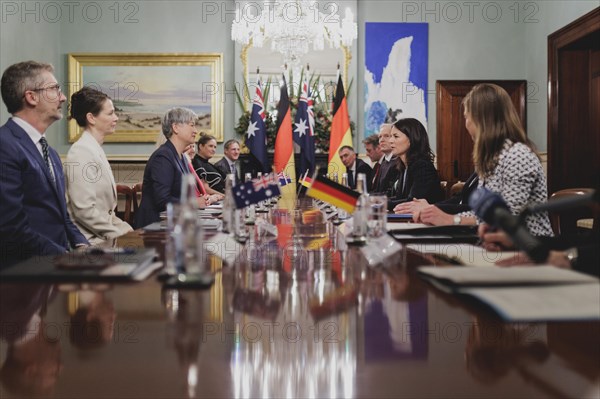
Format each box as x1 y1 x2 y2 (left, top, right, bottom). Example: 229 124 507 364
387 118 443 210
134 108 206 228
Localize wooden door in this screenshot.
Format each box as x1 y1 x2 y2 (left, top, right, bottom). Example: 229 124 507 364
436 80 527 186
548 7 600 194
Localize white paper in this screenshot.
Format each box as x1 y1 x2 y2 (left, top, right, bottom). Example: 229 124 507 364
386 222 429 229
408 243 520 266
203 232 245 265
463 284 600 321
418 265 599 286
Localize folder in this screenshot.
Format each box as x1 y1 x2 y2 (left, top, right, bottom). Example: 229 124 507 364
0 248 159 282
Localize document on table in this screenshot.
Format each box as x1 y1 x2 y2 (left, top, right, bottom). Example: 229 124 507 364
463 284 600 321
386 222 429 229
418 265 599 287
417 265 600 321
408 243 520 266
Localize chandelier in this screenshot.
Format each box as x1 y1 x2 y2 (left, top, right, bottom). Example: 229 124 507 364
231 0 357 65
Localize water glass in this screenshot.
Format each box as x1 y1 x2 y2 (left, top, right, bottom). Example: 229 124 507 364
367 195 387 238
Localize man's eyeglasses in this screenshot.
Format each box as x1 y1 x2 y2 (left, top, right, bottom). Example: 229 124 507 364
25 84 62 99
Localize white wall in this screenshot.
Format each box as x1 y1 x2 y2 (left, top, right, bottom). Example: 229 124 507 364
1 0 597 156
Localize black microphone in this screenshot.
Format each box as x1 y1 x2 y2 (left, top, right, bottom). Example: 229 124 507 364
522 189 597 217
469 188 549 263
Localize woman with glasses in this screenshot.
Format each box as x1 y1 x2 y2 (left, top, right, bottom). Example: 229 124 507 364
134 107 207 228
65 87 133 244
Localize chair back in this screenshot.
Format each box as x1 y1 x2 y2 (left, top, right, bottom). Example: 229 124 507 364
440 181 448 199
132 183 143 213
115 185 133 225
549 188 596 236
450 181 465 197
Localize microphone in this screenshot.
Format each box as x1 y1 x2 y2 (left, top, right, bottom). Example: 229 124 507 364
522 189 597 217
469 188 549 262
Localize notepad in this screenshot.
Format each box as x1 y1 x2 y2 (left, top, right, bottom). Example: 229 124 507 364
463 284 600 321
408 243 520 266
417 265 600 321
418 265 598 287
0 248 159 282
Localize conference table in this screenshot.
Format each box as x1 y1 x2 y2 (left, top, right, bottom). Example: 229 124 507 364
1 202 599 398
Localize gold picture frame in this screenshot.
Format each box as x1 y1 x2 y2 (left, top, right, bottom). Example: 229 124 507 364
67 53 223 143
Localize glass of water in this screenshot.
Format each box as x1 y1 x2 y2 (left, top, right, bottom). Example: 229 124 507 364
367 195 388 238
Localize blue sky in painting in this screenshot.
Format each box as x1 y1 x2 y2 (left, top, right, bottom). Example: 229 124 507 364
365 22 428 91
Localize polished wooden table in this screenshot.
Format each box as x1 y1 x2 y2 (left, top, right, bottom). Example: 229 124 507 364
1 213 599 398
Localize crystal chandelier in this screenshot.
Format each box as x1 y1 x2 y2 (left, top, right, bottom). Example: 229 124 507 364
231 0 357 65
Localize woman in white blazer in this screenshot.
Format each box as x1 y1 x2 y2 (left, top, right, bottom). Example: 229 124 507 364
66 87 132 244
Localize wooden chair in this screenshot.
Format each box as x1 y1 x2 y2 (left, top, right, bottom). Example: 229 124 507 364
115 184 133 225
548 188 597 236
450 181 465 197
440 181 448 199
132 182 143 216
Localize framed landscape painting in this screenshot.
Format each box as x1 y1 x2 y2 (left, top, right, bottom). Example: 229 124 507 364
67 53 223 143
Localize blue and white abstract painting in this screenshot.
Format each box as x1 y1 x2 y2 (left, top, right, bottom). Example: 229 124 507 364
364 23 428 137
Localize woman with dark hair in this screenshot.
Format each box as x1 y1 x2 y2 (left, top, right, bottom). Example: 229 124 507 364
388 118 443 209
394 84 553 235
65 87 132 244
192 134 226 193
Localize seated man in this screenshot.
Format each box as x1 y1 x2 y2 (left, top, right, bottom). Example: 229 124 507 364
0 61 88 267
375 124 399 195
214 139 242 185
339 145 373 191
362 134 383 191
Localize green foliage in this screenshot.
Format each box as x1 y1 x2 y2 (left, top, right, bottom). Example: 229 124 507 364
235 72 355 153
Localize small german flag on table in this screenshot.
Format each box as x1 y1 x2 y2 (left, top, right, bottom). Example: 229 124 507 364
306 174 360 214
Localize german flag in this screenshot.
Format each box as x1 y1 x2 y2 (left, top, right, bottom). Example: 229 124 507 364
273 74 296 197
306 174 360 213
300 174 313 188
328 73 353 180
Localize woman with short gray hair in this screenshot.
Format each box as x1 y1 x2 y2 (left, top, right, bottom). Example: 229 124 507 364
134 107 207 228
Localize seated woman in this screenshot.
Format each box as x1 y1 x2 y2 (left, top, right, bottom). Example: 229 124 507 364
402 84 554 236
65 87 133 244
134 108 206 229
192 134 226 193
387 118 443 210
183 144 224 201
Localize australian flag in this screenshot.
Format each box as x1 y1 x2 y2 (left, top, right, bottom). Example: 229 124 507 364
233 174 281 209
293 79 315 176
246 77 269 173
277 171 292 186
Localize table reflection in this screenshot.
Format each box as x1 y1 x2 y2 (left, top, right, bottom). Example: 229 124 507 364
0 284 59 397
228 207 357 398
163 289 204 398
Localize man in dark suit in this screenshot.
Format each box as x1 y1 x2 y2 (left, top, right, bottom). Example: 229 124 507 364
376 124 399 195
362 134 383 191
339 145 373 191
0 61 88 267
214 139 242 185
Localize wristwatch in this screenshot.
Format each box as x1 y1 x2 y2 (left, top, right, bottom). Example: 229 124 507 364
565 247 579 266
453 215 461 225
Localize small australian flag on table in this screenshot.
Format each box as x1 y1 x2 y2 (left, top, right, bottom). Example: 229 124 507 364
233 174 281 209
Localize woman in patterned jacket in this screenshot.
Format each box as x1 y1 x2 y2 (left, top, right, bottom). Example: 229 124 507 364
454 83 553 236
